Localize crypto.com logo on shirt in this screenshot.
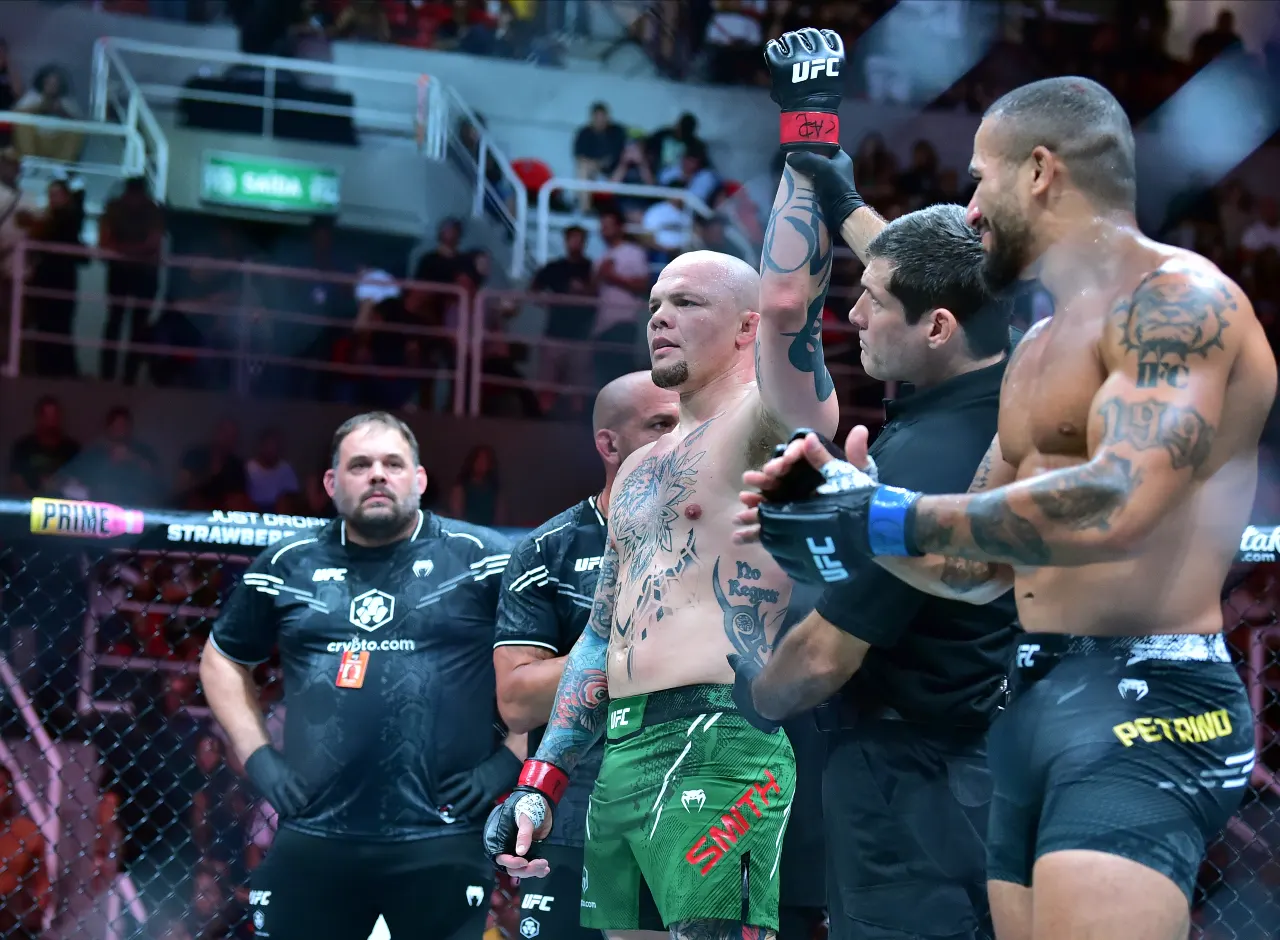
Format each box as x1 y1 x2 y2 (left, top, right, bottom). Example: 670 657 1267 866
326 637 417 653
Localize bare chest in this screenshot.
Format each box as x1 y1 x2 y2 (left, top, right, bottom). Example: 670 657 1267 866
1001 310 1108 466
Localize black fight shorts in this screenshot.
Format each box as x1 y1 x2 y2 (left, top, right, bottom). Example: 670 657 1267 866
987 632 1253 901
824 718 993 940
250 828 495 940
510 843 604 940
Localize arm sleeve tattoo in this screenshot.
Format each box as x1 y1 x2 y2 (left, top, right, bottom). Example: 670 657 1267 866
533 543 618 771
908 266 1237 567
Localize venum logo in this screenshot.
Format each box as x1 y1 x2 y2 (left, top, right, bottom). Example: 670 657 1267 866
413 560 434 578
1118 679 1150 701
806 537 848 583
791 58 841 83
349 589 395 632
681 789 707 812
465 885 485 907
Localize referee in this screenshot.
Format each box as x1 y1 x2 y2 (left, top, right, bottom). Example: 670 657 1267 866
732 206 1019 940
493 372 678 939
200 412 518 940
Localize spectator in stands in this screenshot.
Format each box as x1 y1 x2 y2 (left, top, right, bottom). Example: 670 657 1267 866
12 65 83 164
22 177 85 378
665 146 722 206
176 418 248 509
1242 198 1280 259
642 185 693 262
435 0 497 55
450 444 505 526
0 149 36 363
647 112 705 184
8 395 80 496
245 428 300 511
695 213 745 261
411 217 466 295
592 207 649 388
66 406 160 507
574 103 627 209
1217 179 1254 252
0 763 50 940
852 133 899 206
329 0 391 42
0 40 23 138
896 139 941 207
186 864 236 940
531 225 595 416
1192 9 1244 69
188 733 243 863
100 177 165 385
703 0 766 84
609 135 659 221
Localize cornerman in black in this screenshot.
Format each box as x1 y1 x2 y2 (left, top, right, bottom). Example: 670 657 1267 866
730 205 1019 940
493 372 679 939
200 412 518 940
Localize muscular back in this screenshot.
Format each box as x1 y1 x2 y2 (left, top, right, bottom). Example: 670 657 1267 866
606 394 794 695
998 237 1277 636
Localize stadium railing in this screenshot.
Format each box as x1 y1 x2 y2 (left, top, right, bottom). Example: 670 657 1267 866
3 240 472 415
0 497 1275 938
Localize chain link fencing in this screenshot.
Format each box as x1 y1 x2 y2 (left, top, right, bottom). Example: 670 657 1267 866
0 498 1276 939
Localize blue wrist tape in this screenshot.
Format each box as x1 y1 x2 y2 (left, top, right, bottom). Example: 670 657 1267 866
867 486 921 556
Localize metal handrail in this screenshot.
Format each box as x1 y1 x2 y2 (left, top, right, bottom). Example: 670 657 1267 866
93 36 448 160
535 178 754 266
0 110 146 186
90 40 169 201
6 241 471 414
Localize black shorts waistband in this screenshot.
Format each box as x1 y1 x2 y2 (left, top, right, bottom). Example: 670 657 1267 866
1014 632 1231 677
606 683 736 741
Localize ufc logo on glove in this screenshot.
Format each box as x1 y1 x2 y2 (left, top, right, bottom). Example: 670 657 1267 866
807 537 849 582
791 58 841 82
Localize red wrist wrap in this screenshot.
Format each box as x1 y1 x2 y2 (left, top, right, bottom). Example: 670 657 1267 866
519 760 569 804
780 111 840 147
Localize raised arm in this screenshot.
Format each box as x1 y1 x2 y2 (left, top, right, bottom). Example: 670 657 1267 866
532 540 617 773
755 163 839 436
908 264 1249 566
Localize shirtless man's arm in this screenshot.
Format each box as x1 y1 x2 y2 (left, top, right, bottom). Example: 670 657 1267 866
531 539 617 772
909 265 1244 566
755 163 840 437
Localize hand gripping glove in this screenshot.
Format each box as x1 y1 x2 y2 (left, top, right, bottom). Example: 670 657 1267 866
766 27 845 155
438 747 523 821
726 653 781 734
481 759 568 866
757 434 927 585
244 746 309 819
786 149 866 236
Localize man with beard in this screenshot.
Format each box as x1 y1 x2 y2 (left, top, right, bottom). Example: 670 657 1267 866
739 76 1278 940
201 411 518 940
483 28 843 940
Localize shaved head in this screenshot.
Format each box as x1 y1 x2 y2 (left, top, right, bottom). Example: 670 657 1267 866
661 250 760 312
592 371 679 475
648 251 761 390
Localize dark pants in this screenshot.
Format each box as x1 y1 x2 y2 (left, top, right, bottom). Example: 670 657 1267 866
824 718 993 940
250 828 494 940
102 262 159 383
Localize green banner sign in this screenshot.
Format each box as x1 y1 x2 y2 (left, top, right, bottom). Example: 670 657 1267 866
200 152 341 213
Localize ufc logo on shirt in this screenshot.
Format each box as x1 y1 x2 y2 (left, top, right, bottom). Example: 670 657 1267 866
791 58 841 82
249 891 272 906
313 568 347 582
574 556 602 573
522 895 555 911
806 537 849 582
1016 644 1041 669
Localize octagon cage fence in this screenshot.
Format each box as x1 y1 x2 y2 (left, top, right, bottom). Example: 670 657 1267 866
0 497 1277 940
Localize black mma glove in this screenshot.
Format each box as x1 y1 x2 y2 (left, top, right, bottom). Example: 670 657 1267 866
482 759 568 866
439 747 523 821
765 27 845 155
726 654 781 734
786 149 865 236
244 746 309 819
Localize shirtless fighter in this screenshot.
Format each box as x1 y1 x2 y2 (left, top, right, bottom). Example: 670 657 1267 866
483 28 844 940
737 77 1278 940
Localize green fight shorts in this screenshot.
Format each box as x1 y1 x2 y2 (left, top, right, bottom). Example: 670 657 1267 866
580 684 796 931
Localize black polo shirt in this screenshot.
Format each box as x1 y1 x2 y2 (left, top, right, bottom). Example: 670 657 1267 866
814 359 1019 727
